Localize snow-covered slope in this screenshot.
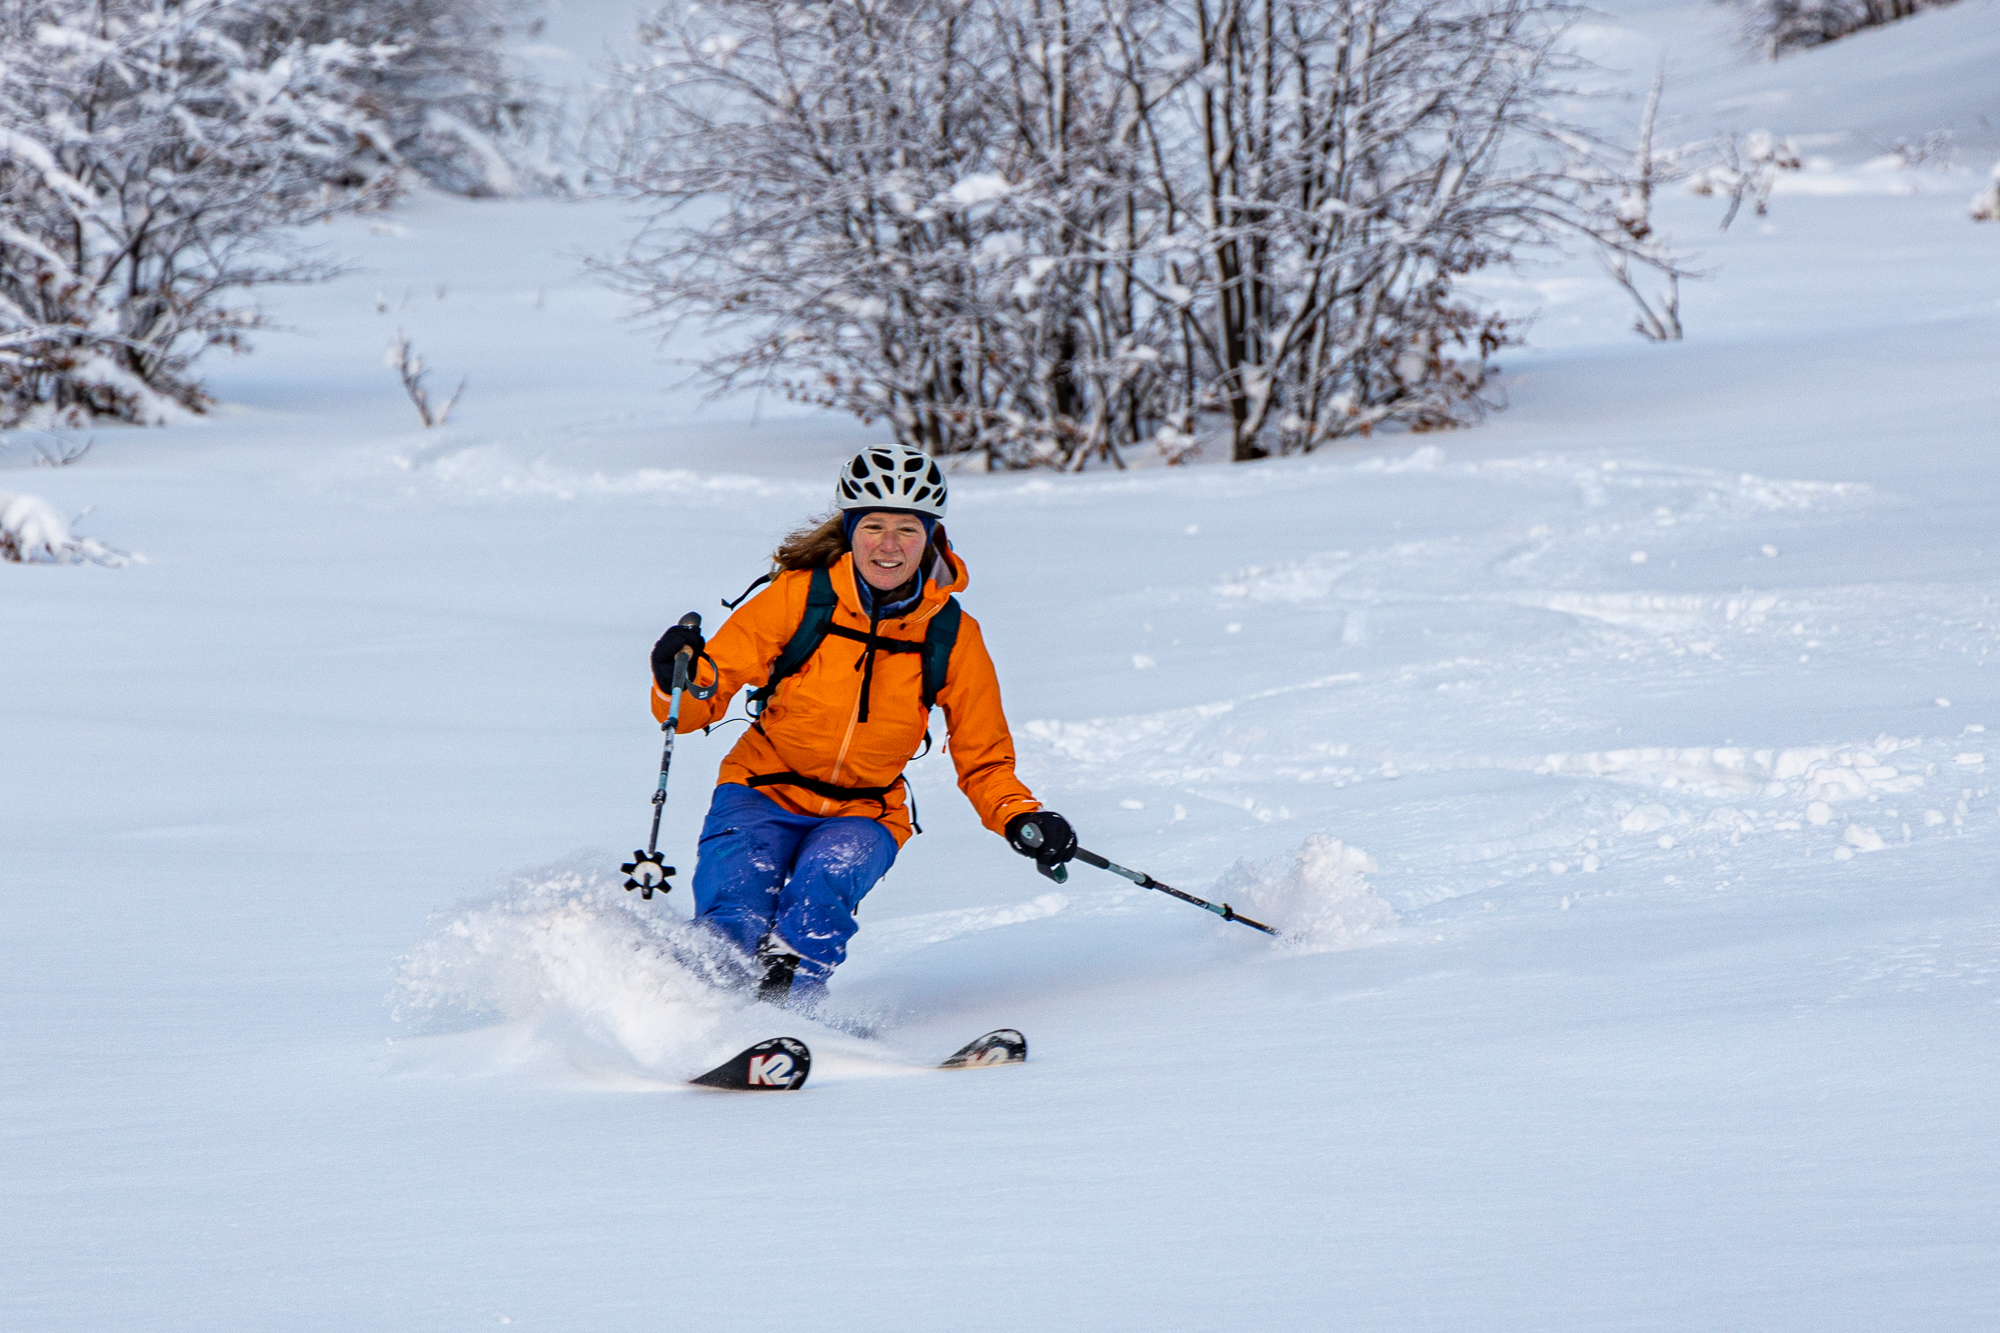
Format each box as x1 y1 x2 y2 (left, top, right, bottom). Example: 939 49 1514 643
4 3 1997 1329
1574 0 2000 162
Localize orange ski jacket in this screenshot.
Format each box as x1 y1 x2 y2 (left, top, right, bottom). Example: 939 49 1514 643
654 545 1041 846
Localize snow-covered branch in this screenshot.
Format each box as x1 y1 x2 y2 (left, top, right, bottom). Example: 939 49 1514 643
1972 163 2000 223
1688 130 1802 231
1589 68 1700 342
0 489 134 565
387 331 465 428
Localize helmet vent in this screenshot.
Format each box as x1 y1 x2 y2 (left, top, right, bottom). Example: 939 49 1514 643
833 445 948 518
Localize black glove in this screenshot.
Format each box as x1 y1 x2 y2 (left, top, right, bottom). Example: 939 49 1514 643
1005 810 1076 865
651 624 707 692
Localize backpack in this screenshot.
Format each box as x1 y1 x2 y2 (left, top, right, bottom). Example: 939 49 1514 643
727 565 962 828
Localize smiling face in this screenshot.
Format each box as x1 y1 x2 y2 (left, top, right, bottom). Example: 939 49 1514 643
849 511 931 592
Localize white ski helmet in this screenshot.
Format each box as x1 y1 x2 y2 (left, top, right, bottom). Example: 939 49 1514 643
835 445 948 519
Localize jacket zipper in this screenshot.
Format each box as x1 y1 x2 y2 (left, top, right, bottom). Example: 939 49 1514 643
819 569 944 813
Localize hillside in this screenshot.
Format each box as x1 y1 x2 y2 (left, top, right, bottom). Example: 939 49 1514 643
3 1 1996 1328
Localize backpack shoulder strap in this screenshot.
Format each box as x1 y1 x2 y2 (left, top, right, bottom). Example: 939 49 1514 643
747 566 838 716
920 595 963 713
720 569 775 610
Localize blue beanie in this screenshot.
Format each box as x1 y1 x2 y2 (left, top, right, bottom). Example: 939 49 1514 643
844 509 938 543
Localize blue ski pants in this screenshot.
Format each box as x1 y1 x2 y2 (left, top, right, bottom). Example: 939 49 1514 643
690 783 898 987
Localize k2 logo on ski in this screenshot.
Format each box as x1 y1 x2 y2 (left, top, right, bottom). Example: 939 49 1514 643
747 1054 795 1086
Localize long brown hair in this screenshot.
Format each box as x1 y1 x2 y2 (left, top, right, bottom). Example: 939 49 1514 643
771 511 948 578
772 512 848 571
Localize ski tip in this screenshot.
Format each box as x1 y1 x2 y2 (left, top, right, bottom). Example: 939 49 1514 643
689 1037 811 1091
939 1029 1027 1070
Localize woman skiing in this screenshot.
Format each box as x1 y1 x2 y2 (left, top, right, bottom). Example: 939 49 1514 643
649 445 1078 1004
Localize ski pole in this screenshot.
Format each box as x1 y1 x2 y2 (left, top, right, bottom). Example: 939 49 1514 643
623 612 714 898
1045 845 1277 935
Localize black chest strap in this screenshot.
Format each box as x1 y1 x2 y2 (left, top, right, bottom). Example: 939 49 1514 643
826 622 922 655
744 565 963 720
747 772 898 804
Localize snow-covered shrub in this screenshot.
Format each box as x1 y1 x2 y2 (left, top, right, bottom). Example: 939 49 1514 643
1972 163 2000 223
1727 0 1959 59
229 0 561 197
1688 130 1803 230
0 0 553 427
597 0 1629 466
1135 0 1573 458
1586 70 1697 342
1212 833 1395 952
595 0 1178 469
0 489 133 565
0 0 387 425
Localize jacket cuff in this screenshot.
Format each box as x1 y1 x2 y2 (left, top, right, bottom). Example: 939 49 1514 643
989 795 1041 834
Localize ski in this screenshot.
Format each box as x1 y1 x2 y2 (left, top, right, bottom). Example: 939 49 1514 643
938 1028 1027 1069
689 1037 811 1091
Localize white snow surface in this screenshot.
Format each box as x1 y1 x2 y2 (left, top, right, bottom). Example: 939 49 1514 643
5 2 1999 1329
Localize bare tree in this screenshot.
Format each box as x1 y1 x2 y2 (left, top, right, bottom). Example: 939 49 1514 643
0 0 392 425
598 0 1663 464
594 0 1170 468
1125 0 1617 459
968 0 1192 468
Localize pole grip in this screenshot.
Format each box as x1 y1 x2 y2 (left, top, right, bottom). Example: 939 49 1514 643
640 613 709 874
670 612 715 699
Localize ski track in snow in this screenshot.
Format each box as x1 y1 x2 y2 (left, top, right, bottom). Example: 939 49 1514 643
1012 442 1995 914
10 1 2000 1326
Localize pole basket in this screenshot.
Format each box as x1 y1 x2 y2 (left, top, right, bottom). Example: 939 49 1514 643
622 851 674 899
